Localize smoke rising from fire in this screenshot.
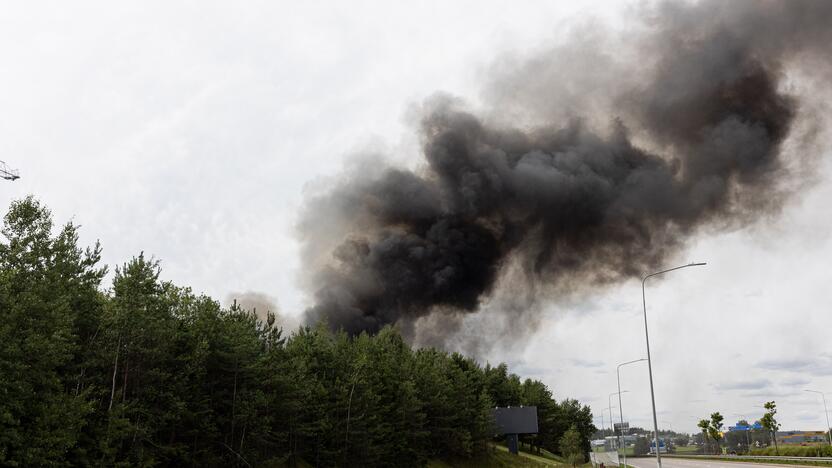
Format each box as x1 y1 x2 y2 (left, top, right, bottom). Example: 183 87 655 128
227 291 299 331
299 0 832 347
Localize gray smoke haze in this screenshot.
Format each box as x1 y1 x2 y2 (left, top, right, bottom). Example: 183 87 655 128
227 291 299 331
299 0 832 349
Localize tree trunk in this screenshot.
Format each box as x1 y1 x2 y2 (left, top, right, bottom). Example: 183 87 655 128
240 422 246 453
109 336 121 411
231 358 238 443
122 357 129 402
345 380 355 457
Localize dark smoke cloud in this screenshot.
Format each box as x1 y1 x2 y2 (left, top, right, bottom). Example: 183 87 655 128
300 0 832 348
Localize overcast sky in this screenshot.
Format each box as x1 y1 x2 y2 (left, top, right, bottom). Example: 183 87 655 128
3 1 832 434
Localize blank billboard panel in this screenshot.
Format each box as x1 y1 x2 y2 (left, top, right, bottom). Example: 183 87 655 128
493 406 538 434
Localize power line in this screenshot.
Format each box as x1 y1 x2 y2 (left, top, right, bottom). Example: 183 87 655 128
0 160 20 181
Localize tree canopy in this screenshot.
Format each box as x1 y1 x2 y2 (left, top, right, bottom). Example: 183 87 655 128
0 197 596 467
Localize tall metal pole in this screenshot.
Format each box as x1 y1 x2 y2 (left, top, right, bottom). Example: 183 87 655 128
608 395 615 434
805 390 832 445
642 262 706 468
606 404 619 434
601 412 605 440
609 393 626 435
618 358 646 468
734 414 751 453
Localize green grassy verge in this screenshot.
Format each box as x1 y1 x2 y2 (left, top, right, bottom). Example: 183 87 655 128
752 446 832 457
428 447 558 467
666 455 832 466
673 445 700 454
495 441 566 463
427 443 608 467
493 444 563 466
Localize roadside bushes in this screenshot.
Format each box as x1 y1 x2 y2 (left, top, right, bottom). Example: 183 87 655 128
751 445 832 457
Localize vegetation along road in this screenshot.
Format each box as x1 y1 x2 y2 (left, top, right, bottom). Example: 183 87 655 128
626 457 820 468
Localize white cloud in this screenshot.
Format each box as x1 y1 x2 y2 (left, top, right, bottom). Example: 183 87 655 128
714 380 772 392
2 0 831 435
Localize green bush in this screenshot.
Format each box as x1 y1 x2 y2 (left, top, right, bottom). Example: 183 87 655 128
633 438 650 456
750 445 832 457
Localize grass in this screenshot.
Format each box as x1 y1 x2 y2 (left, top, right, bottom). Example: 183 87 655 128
495 441 566 463
427 447 556 467
283 445 595 468
751 446 832 457
666 455 832 466
493 444 564 466
672 445 700 454
618 447 634 456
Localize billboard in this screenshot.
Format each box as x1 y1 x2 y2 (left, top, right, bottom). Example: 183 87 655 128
614 422 629 432
492 406 539 434
729 421 763 431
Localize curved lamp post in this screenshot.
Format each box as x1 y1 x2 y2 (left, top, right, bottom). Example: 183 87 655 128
804 389 832 445
643 262 707 468
617 358 646 468
609 391 628 436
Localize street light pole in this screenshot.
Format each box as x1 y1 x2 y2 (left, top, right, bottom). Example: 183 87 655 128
734 414 751 453
805 390 832 445
601 412 605 441
607 404 619 435
642 262 706 468
617 358 646 468
609 392 628 445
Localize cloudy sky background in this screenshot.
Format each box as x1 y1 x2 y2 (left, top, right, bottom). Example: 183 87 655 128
3 1 832 434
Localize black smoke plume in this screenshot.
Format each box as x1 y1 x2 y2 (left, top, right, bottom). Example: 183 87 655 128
300 0 832 346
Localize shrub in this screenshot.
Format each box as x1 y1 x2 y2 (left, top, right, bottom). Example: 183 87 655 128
750 445 832 457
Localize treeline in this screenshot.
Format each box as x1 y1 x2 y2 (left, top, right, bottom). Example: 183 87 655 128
0 197 594 467
696 402 781 455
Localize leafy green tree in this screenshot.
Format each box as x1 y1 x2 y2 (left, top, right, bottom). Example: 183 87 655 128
554 399 596 457
559 425 584 467
0 196 599 467
520 379 558 454
99 255 186 465
709 412 724 454
483 363 522 407
761 401 781 455
633 436 650 456
697 419 711 454
0 197 105 465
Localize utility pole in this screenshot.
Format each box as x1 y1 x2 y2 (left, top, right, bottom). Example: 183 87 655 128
0 160 20 181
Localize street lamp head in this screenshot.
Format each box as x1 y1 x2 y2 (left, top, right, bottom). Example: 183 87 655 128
644 261 708 281
617 358 648 369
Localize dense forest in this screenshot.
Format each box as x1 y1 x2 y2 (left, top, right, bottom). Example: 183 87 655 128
0 196 595 467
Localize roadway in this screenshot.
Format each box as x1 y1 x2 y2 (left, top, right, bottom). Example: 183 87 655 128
625 456 808 468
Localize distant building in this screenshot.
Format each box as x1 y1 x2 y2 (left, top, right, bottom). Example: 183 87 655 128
777 431 827 445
